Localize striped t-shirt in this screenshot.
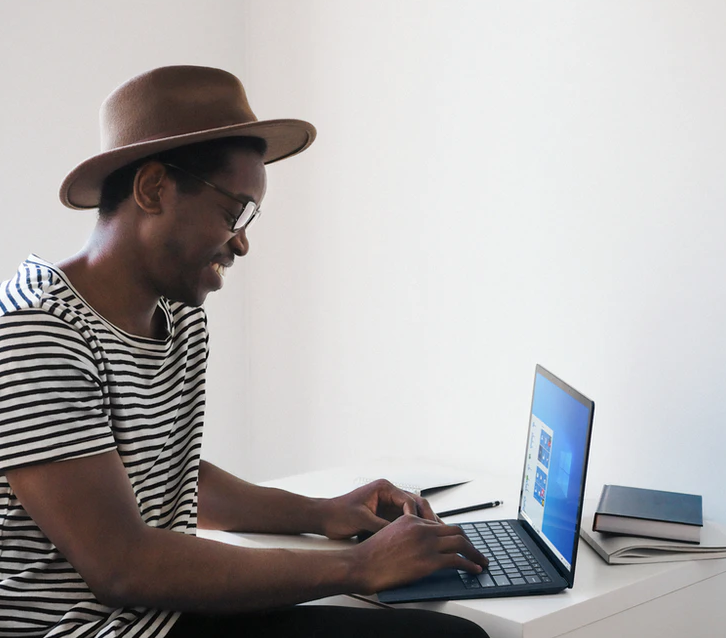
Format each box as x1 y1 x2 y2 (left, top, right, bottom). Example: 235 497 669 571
0 255 207 637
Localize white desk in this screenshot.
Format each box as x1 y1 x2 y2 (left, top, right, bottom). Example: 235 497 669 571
199 465 726 638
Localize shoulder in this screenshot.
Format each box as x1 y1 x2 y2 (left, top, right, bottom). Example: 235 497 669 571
0 257 101 367
0 255 61 316
0 256 77 335
1 256 82 323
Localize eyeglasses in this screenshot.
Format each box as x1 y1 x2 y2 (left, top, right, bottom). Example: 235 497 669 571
162 162 261 233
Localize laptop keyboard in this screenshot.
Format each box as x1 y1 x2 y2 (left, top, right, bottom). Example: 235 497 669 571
457 521 553 589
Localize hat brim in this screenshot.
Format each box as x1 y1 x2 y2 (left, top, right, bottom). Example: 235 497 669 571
59 118 316 210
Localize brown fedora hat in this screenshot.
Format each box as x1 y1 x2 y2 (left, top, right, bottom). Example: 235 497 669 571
59 65 316 209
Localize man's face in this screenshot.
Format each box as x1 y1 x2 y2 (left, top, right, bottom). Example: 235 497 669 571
148 147 267 306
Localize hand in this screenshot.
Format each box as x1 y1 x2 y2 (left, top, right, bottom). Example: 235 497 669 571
350 514 489 594
318 479 440 540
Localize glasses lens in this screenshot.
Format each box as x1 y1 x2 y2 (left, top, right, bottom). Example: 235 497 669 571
245 208 261 230
233 201 259 232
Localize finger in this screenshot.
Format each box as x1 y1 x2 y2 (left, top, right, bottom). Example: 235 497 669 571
432 522 470 536
448 553 487 574
412 496 437 522
437 533 489 569
356 509 393 535
359 511 435 542
401 498 418 517
378 484 421 517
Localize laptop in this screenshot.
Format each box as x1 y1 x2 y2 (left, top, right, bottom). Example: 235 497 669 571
377 364 595 603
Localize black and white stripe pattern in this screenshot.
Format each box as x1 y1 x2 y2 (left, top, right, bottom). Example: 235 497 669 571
0 256 207 637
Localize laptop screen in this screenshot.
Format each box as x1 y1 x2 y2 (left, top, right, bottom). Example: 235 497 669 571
519 365 594 579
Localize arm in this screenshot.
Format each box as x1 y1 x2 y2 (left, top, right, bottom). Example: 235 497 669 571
197 460 329 534
7 452 486 614
197 459 440 539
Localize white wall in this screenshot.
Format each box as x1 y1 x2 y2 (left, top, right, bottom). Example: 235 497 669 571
2 2 725 522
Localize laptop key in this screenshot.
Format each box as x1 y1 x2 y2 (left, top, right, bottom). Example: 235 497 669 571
462 577 482 589
492 574 511 586
476 572 496 587
457 519 561 592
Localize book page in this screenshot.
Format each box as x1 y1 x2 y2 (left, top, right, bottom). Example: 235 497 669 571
580 514 726 564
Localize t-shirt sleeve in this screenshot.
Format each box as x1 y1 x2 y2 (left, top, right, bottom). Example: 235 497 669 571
0 309 117 472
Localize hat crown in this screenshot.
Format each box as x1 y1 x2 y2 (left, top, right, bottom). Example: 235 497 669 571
100 66 259 151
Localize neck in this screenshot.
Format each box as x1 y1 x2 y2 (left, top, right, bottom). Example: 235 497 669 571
57 218 165 339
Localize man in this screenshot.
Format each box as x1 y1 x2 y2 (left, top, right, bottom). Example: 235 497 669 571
0 65 488 638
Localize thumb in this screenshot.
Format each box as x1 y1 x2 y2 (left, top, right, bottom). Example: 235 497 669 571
357 508 392 535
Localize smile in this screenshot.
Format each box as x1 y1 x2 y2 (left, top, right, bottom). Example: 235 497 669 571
211 262 228 278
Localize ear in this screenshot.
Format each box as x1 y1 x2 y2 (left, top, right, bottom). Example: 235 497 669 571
133 162 167 214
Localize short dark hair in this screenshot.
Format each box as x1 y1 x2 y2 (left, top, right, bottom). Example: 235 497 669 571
98 136 268 216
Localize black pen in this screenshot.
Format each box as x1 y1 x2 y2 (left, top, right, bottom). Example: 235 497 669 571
436 500 503 518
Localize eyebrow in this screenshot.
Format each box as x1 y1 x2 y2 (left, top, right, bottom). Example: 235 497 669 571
234 192 256 204
217 194 254 209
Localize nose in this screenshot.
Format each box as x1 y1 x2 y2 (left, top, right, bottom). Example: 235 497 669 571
229 229 249 256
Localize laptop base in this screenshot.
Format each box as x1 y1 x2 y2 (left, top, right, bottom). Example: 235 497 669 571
377 519 568 604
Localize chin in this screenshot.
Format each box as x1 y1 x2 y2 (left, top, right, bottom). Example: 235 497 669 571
185 291 210 307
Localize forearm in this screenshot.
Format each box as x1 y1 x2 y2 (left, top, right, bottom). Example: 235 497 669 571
6 453 486 616
108 526 359 613
197 460 327 534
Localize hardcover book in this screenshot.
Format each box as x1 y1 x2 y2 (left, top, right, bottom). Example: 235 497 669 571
593 484 703 543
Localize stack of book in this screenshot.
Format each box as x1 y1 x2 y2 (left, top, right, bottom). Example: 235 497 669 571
581 484 726 564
